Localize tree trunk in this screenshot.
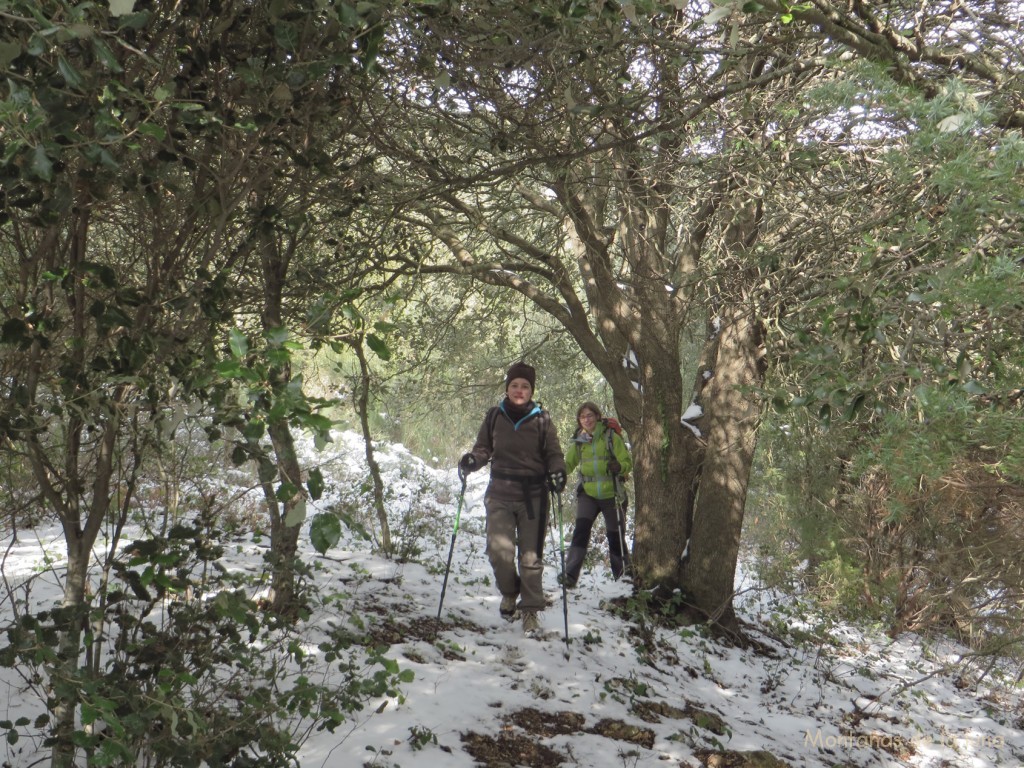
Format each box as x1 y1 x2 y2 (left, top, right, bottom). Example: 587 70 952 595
352 339 391 555
49 542 89 768
679 305 765 634
259 226 307 615
628 341 702 593
267 419 305 614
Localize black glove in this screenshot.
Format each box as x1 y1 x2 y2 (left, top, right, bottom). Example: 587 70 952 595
547 471 566 493
459 453 478 473
607 459 621 475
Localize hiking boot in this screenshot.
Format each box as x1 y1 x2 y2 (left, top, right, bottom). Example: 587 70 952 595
557 573 577 589
500 594 518 621
522 611 541 636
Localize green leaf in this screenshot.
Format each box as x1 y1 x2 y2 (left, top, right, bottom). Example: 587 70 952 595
71 731 94 748
57 56 85 90
307 467 325 500
265 326 290 346
137 123 166 140
267 347 291 367
284 498 306 527
215 360 243 378
843 393 866 421
80 261 118 288
276 481 300 502
229 327 249 358
0 41 21 70
31 145 54 181
116 10 151 30
91 38 123 72
109 0 137 16
274 23 299 51
257 457 277 483
365 334 391 360
298 412 333 434
309 513 342 555
242 420 265 440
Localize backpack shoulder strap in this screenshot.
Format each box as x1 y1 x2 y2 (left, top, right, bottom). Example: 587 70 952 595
485 405 501 449
535 404 549 456
489 403 550 457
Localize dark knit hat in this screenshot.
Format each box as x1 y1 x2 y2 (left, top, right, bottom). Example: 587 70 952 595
505 361 536 391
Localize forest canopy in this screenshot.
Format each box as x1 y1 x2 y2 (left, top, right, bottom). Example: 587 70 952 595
1 0 1023 765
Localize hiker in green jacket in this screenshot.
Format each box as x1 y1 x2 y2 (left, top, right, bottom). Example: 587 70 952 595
459 362 566 636
562 401 633 587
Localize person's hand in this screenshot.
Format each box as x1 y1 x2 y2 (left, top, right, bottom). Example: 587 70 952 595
607 459 621 475
459 453 478 473
547 471 566 493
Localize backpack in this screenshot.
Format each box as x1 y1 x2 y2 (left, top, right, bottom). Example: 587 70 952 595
603 417 625 476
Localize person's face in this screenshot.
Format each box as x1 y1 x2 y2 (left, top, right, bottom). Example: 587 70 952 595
578 409 598 433
507 378 532 405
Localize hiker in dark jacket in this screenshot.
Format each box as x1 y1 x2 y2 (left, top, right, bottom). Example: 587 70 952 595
459 362 566 635
562 401 633 587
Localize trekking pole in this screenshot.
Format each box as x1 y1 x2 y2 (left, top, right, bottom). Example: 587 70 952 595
548 507 560 567
553 489 571 656
437 467 468 620
614 475 632 578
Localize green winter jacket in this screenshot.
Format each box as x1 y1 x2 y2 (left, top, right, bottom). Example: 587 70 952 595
564 421 632 501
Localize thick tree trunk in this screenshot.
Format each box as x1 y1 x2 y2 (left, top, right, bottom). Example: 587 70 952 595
679 306 765 633
629 347 701 592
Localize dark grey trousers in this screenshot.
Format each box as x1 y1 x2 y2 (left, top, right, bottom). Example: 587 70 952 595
484 494 547 612
565 493 624 581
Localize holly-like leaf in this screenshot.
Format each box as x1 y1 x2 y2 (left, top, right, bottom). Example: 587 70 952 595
265 326 290 346
307 467 325 500
229 328 248 359
366 333 391 360
31 146 54 181
309 513 341 555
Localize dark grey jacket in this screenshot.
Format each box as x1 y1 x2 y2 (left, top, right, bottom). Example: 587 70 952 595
468 401 565 502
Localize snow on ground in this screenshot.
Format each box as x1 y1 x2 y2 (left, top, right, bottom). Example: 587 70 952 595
2 431 1022 767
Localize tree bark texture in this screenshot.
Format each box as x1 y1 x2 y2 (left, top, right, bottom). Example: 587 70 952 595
629 340 702 593
680 305 765 632
259 227 306 615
